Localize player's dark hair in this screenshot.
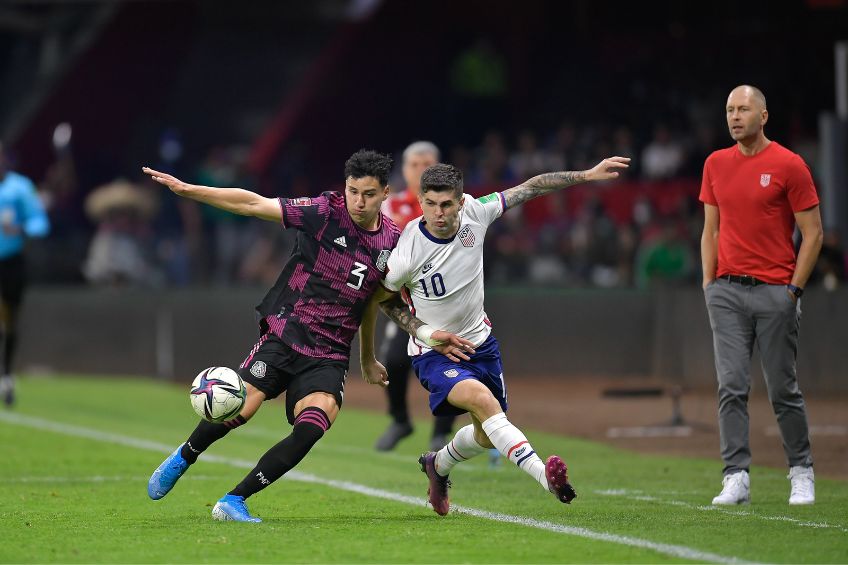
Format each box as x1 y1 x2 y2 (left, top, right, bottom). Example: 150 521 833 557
344 149 393 186
420 164 463 197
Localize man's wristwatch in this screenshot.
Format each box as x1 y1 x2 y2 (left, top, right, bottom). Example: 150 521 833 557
787 284 804 298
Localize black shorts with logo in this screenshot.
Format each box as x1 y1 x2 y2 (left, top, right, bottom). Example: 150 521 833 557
238 331 347 424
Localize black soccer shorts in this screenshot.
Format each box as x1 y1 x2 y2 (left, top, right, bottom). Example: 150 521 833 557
0 253 26 306
238 331 347 424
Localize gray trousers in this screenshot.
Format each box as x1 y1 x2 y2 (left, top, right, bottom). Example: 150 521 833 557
704 278 813 475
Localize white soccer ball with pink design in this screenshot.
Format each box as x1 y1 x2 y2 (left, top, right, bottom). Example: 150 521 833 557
189 367 246 423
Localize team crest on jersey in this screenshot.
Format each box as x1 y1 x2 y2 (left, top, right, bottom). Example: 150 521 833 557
759 174 771 188
443 369 459 378
250 360 267 378
375 249 391 272
458 225 475 247
292 197 313 206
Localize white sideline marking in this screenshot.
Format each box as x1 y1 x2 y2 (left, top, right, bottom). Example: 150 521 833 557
7 475 220 483
595 489 848 533
1 412 757 565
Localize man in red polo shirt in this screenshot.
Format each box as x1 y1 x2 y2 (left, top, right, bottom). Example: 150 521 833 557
374 141 456 451
700 85 823 506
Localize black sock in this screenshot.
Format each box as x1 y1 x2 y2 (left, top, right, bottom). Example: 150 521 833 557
1 332 14 376
0 328 5 374
433 414 455 437
180 415 247 464
229 407 330 499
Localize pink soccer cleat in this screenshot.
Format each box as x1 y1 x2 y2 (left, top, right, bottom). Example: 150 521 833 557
419 451 451 516
545 455 577 504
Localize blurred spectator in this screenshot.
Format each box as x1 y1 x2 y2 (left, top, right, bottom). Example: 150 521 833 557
527 226 566 284
547 121 575 170
238 222 293 287
473 130 514 185
36 131 86 283
641 124 685 180
0 141 50 406
149 128 201 286
635 220 695 289
612 126 639 176
509 130 557 178
449 144 473 181
195 146 255 286
487 225 530 284
809 229 846 291
83 179 161 287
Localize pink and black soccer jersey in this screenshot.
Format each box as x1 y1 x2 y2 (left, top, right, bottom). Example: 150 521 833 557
256 191 399 363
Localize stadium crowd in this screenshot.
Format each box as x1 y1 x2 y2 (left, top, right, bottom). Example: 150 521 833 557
14 117 846 291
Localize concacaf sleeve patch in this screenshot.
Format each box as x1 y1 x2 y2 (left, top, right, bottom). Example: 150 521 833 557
477 193 499 204
291 197 313 206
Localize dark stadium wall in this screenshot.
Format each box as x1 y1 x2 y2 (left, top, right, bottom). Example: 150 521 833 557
10 2 197 184
19 287 848 391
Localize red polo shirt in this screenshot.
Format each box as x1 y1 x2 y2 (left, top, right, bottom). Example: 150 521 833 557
382 189 422 230
700 141 819 284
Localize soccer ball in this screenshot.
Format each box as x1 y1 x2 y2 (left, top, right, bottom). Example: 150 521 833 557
189 367 246 423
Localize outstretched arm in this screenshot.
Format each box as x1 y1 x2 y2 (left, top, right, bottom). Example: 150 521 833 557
377 290 476 363
501 156 630 209
142 167 282 222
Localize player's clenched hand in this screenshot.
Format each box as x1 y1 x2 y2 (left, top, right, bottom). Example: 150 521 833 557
360 358 389 388
585 156 630 181
142 166 192 196
430 330 476 362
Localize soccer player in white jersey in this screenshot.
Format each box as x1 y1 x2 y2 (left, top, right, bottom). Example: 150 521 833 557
359 156 629 515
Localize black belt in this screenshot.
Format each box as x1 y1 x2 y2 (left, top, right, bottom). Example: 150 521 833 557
722 274 767 286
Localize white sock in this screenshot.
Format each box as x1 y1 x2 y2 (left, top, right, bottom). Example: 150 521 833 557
481 412 547 489
434 425 487 476
0 375 11 394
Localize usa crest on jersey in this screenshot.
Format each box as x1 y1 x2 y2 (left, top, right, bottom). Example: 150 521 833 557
458 225 475 247
760 174 771 187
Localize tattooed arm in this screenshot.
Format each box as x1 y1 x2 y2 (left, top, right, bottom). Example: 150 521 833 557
502 156 630 209
377 290 477 363
379 291 427 338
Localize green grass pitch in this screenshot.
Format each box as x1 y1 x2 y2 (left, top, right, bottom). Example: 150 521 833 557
2 375 846 563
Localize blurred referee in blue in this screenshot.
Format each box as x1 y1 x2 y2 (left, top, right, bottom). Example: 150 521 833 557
0 141 50 406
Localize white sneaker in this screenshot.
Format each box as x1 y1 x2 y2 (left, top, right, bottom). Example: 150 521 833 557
711 470 750 505
788 466 815 505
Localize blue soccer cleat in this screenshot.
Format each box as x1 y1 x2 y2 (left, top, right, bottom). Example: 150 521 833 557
147 443 190 500
211 494 262 523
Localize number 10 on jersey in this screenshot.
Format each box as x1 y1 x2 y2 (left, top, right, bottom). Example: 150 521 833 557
419 273 446 297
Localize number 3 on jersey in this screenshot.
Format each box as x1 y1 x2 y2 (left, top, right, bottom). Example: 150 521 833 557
347 262 368 290
419 272 446 297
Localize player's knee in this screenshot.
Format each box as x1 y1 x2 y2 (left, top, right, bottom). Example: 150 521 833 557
238 388 265 421
463 382 498 407
292 406 332 445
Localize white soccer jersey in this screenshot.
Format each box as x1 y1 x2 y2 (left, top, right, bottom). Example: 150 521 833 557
383 192 506 355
